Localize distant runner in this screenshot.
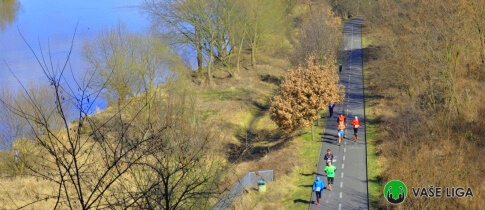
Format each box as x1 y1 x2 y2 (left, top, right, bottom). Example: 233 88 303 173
324 149 334 166
312 175 325 206
328 103 335 117
338 59 343 73
325 162 337 191
351 116 361 142
337 121 346 146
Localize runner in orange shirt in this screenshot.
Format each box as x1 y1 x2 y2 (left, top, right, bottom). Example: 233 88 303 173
337 114 346 124
351 116 361 142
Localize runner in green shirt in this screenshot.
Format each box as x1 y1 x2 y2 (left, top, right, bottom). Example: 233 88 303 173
324 161 337 191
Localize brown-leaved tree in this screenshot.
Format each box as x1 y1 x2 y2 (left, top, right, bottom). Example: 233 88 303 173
270 57 344 133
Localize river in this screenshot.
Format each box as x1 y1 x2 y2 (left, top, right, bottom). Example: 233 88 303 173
0 0 150 110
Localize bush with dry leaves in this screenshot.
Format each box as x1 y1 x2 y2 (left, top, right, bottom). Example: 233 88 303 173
270 57 344 133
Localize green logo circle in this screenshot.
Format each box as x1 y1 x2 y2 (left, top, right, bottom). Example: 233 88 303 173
383 180 407 204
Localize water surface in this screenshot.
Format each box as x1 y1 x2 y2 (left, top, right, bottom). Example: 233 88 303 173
0 0 150 110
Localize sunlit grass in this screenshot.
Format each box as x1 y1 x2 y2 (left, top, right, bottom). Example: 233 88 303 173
231 113 326 210
199 109 219 120
365 107 382 209
363 43 382 209
254 113 278 130
362 37 373 48
231 110 255 129
287 119 325 209
196 87 247 102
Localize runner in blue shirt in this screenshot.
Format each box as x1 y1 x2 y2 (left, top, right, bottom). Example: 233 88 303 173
312 175 325 206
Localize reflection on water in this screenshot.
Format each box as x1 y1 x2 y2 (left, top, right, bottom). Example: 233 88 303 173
0 0 19 31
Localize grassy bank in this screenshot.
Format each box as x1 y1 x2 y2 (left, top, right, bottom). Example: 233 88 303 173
233 114 326 209
363 36 383 209
365 105 382 209
0 60 288 209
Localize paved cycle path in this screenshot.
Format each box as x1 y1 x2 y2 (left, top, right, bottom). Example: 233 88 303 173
310 18 369 210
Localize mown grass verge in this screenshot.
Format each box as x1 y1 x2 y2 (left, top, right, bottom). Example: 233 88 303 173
365 106 382 209
287 116 325 209
363 36 382 209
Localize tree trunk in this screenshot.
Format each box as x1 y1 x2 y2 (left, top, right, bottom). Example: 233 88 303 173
251 24 258 67
146 79 154 126
236 37 244 76
207 41 214 85
197 49 203 72
195 29 204 73
251 46 256 67
164 178 170 210
311 124 315 141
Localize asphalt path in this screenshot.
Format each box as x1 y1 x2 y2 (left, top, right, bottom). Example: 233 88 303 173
310 18 369 210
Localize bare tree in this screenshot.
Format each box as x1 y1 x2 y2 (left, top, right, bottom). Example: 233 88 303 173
1 24 227 209
0 85 27 151
294 1 342 65
236 0 290 67
0 26 163 209
83 24 181 103
144 0 239 84
0 84 60 176
144 0 294 82
107 90 226 209
144 0 207 73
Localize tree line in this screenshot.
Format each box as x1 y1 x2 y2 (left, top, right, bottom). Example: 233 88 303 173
144 0 294 84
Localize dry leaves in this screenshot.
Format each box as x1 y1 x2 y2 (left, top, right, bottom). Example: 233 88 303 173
270 57 344 133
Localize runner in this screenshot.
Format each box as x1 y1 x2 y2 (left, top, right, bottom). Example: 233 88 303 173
325 162 337 191
351 116 361 142
328 103 335 117
312 175 325 206
338 59 343 73
337 114 346 124
324 149 334 166
337 121 346 146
